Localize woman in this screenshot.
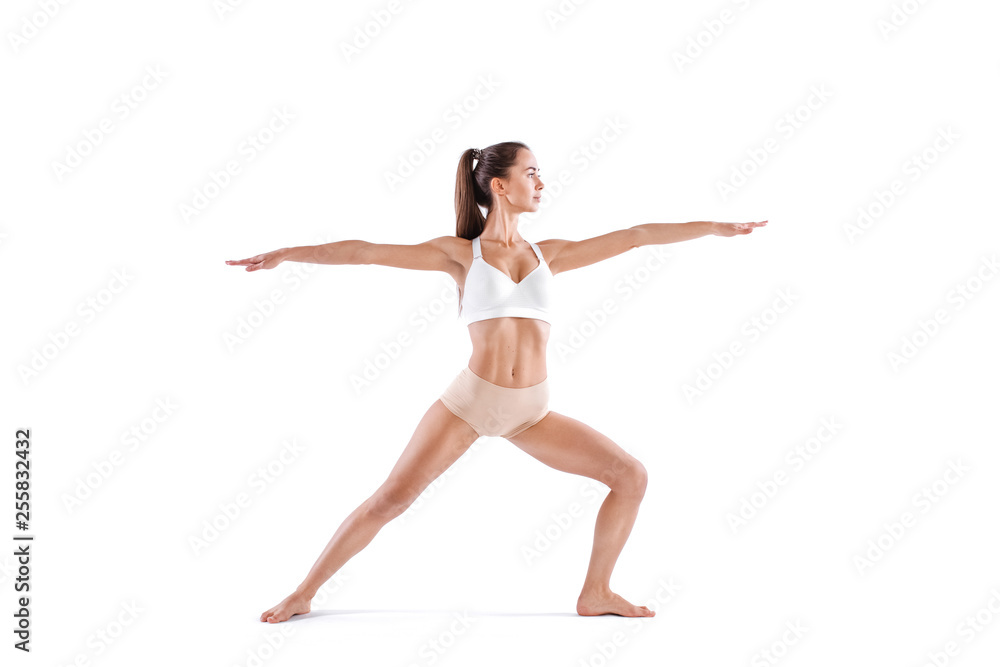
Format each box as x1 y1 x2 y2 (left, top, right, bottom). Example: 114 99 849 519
227 141 766 622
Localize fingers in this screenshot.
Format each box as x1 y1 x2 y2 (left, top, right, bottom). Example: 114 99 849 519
225 258 262 271
736 220 767 233
226 255 265 270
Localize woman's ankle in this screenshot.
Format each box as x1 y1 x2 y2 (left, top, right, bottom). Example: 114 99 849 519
292 585 317 600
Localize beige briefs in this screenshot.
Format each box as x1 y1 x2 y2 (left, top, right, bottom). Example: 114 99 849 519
439 367 550 438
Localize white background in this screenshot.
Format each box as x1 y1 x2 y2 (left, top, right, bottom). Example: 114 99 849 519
3 0 999 665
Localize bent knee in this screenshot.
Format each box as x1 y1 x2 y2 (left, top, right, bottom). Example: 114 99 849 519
610 458 648 498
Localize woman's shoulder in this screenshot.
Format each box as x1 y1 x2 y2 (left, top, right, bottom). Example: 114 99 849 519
425 235 474 270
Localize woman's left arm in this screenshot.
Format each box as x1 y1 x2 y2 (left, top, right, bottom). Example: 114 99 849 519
542 220 768 275
633 219 767 245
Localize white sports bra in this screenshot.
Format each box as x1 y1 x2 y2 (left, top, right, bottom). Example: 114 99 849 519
457 235 552 326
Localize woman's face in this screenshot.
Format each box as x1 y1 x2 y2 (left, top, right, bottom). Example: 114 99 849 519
497 149 544 211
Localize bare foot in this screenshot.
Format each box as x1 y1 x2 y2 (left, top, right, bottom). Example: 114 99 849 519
577 589 655 617
260 591 312 623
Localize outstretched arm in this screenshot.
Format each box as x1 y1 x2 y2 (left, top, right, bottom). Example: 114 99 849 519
634 219 767 243
225 240 365 272
543 220 767 275
226 236 458 273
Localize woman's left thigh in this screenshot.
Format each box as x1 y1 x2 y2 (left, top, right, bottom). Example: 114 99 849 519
506 410 647 495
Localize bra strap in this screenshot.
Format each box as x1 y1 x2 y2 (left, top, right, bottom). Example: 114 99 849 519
527 240 544 263
472 236 482 259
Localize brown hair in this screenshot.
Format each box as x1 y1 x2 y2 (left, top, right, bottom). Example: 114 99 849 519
454 141 530 239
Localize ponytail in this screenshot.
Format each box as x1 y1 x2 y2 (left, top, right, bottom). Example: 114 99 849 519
454 141 530 240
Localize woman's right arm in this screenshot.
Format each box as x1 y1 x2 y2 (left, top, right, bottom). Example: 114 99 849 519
281 240 366 265
226 237 458 273
225 240 362 272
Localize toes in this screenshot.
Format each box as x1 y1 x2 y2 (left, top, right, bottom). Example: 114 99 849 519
261 606 282 623
633 604 654 617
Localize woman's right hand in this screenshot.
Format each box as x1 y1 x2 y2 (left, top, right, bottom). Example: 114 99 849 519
226 248 286 272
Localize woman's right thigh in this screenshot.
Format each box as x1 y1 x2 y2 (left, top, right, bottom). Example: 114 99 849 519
368 399 480 517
